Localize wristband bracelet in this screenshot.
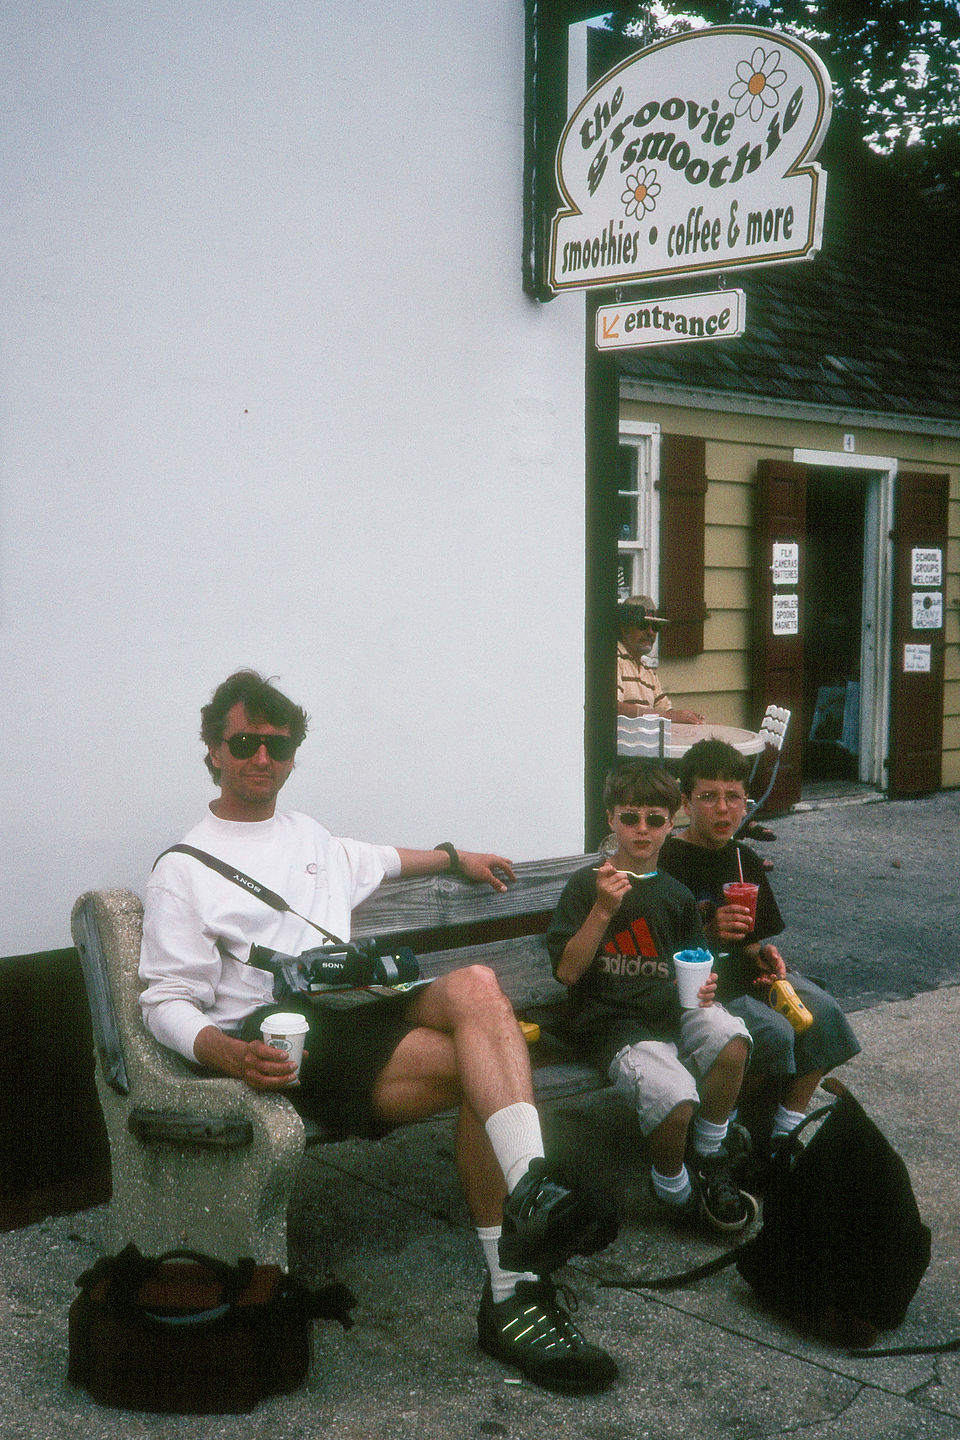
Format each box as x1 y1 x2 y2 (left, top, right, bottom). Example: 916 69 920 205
434 842 463 877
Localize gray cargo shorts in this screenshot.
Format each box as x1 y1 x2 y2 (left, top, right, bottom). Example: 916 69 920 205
608 1004 751 1137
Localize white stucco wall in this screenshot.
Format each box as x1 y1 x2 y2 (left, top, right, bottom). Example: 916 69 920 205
0 2 589 954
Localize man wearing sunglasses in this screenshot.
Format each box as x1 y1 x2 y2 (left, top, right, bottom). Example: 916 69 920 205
616 594 704 725
139 669 617 1395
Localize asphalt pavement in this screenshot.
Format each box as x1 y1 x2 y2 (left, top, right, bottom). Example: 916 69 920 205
2 788 959 1440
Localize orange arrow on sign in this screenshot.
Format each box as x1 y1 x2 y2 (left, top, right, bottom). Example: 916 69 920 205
601 314 620 340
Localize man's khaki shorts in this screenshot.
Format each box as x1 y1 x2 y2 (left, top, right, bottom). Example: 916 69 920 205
607 1005 751 1137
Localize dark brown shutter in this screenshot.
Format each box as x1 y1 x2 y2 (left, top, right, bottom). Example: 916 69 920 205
659 434 706 658
752 459 807 813
888 471 948 796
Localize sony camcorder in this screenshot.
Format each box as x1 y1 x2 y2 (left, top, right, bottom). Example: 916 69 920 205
251 939 420 1003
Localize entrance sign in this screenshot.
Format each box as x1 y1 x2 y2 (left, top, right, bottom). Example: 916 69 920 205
595 288 745 350
550 26 831 293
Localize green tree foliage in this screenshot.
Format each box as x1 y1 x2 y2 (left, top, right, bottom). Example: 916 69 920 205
604 2 960 189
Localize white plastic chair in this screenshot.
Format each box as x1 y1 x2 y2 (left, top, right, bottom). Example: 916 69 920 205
734 705 791 835
616 714 672 758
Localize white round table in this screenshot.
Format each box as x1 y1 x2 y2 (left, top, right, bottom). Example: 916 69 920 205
665 722 766 758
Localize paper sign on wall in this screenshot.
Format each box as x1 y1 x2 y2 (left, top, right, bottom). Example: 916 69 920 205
911 548 942 586
903 644 931 673
912 592 942 630
773 593 799 635
771 542 799 585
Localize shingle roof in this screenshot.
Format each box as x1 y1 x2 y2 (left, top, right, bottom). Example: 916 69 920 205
615 162 960 426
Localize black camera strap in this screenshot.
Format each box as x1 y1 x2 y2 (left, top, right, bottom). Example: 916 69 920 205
153 843 348 948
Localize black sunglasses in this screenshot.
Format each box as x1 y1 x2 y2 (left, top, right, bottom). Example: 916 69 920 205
617 810 670 829
224 731 298 762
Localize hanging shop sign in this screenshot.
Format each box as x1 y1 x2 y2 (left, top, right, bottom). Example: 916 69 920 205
595 288 745 350
550 26 832 294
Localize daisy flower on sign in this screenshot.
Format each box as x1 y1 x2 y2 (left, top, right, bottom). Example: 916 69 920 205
729 47 786 122
621 167 661 219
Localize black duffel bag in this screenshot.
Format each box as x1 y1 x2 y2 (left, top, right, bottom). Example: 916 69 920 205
68 1244 355 1413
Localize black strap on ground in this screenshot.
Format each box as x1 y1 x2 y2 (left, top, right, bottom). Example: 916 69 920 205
849 1336 960 1358
598 1245 743 1292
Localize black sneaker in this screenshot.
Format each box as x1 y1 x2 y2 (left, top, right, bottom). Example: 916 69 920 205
724 1121 754 1170
649 1173 703 1231
477 1278 618 1394
498 1159 618 1275
691 1150 759 1234
738 1130 792 1196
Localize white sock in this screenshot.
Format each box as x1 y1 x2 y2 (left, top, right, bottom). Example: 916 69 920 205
771 1104 806 1138
692 1114 729 1157
476 1226 536 1303
484 1101 545 1194
651 1164 692 1206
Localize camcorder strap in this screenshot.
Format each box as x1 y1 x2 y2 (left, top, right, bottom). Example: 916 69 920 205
153 844 347 947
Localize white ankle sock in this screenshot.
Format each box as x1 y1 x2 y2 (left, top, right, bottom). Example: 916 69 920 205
771 1104 806 1138
484 1101 545 1194
476 1225 536 1303
692 1114 729 1157
651 1164 692 1206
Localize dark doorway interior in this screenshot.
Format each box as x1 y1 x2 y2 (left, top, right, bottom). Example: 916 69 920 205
802 467 865 782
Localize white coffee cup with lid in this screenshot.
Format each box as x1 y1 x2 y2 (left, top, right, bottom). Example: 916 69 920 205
259 1012 310 1081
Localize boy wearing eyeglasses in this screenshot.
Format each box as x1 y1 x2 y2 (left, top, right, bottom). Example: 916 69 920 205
138 670 619 1396
545 760 756 1236
659 739 859 1160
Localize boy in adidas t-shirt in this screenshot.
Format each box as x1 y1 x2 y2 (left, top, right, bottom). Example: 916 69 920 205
545 761 755 1235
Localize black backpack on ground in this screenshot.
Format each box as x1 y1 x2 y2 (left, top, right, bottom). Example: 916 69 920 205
602 1080 933 1350
68 1245 355 1413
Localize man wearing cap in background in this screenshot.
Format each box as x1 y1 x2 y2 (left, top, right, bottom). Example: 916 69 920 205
617 594 705 725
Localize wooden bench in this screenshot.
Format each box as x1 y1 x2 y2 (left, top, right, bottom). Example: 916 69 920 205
71 854 601 1269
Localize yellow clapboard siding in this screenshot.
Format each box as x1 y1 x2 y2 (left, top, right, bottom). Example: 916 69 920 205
705 526 752 569
706 568 751 610
659 648 747 698
703 610 752 651
705 478 753 527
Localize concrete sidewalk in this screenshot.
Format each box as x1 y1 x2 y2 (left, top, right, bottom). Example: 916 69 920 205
2 986 958 1439
2 794 959 1439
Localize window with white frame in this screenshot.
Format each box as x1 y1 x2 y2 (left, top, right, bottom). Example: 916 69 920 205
617 421 661 603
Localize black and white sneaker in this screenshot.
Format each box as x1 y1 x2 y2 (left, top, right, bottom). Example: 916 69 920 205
477 1278 618 1394
691 1150 758 1234
498 1159 618 1276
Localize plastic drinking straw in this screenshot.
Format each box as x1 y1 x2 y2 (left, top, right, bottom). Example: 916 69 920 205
736 847 744 883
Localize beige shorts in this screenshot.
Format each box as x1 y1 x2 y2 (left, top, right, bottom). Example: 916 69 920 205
607 1005 751 1137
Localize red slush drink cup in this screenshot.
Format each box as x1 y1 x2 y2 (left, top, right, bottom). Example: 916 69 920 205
722 881 759 929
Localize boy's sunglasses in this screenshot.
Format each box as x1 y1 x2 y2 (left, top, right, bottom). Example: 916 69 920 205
224 731 298 762
616 810 670 829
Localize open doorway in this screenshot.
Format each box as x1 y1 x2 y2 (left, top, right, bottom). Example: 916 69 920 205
799 461 891 792
802 467 865 782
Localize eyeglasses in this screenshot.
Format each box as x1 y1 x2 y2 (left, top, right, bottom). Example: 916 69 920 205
224 731 298 762
616 810 670 829
691 789 747 808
